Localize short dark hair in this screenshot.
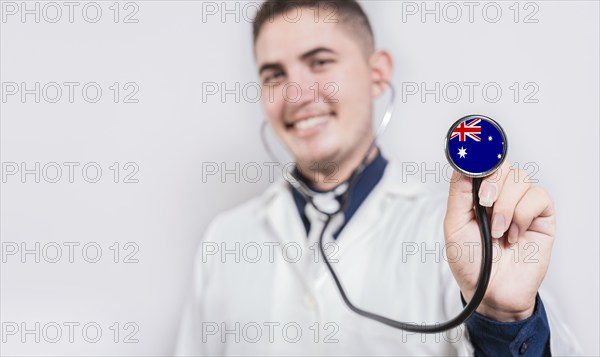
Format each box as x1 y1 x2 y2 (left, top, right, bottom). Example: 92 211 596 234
252 0 375 55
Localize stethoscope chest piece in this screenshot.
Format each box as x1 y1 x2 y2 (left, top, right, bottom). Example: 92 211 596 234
445 114 508 178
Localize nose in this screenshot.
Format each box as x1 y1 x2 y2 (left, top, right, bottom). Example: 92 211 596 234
285 67 318 107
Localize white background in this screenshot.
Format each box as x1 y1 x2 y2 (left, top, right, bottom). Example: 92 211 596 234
1 0 598 355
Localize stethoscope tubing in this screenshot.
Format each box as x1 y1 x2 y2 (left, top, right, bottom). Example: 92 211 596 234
317 178 492 333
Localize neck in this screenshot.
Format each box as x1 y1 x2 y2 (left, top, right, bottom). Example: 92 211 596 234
296 141 379 192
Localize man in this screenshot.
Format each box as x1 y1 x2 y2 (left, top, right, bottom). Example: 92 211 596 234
176 1 578 355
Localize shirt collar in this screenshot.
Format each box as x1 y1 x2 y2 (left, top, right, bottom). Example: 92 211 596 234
290 150 388 238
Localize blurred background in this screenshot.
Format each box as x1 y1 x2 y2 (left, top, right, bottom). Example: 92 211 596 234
1 0 598 355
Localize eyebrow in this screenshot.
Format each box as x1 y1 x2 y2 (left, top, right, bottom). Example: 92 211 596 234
258 47 338 76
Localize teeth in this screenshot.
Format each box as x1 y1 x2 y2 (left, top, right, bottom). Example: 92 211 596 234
294 115 330 131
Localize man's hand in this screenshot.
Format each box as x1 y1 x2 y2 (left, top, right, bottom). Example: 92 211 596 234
444 161 555 322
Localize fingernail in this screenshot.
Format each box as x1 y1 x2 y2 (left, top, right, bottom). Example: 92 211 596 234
479 183 497 207
491 214 505 239
508 223 519 244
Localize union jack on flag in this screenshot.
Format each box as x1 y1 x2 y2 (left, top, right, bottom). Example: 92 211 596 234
450 118 481 142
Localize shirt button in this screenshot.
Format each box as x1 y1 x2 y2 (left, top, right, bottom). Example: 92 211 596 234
519 340 529 354
304 293 317 310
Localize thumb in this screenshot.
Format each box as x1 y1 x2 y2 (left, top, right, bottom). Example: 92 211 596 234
444 170 475 236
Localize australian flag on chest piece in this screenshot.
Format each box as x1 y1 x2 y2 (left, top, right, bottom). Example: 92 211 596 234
446 115 507 177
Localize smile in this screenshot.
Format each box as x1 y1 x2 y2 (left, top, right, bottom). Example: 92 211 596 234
286 112 336 134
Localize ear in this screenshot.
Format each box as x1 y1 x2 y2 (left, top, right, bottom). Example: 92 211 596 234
368 50 394 98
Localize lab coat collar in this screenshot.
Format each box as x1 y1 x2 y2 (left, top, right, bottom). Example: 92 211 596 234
258 158 428 249
291 150 389 237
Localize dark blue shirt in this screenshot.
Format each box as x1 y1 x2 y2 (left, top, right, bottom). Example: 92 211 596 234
291 150 388 239
462 293 551 356
290 150 552 356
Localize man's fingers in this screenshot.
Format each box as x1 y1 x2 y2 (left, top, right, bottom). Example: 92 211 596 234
446 170 475 234
478 161 511 207
447 161 510 236
509 186 555 243
490 168 531 239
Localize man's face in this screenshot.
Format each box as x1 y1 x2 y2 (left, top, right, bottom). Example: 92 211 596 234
255 10 375 167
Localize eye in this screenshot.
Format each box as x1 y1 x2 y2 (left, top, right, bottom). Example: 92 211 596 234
263 70 285 84
312 59 334 68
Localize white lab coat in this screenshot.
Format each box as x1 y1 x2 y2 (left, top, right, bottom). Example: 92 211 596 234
175 160 579 356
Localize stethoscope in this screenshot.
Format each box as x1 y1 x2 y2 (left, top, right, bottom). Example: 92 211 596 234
261 80 507 333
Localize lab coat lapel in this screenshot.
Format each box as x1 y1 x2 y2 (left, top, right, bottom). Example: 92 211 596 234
260 180 319 286
262 180 306 247
258 161 427 280
334 160 426 256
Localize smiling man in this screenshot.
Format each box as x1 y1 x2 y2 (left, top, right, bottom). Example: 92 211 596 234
253 1 385 191
175 1 578 355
